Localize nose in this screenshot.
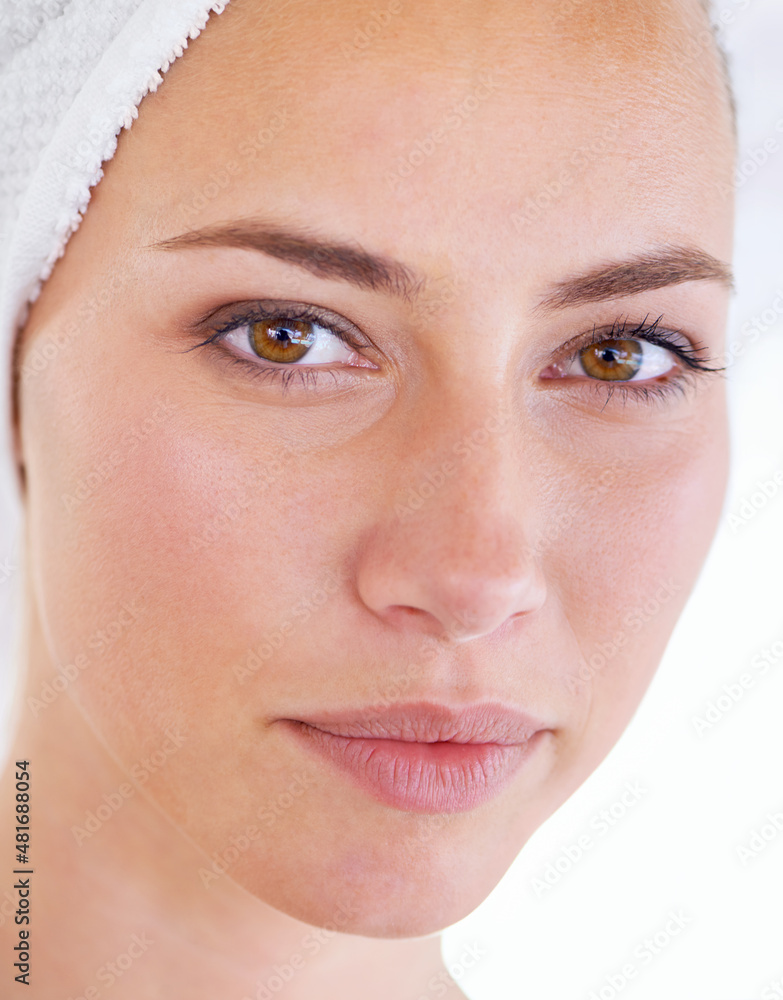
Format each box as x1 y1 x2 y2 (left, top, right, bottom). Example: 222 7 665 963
355 402 546 644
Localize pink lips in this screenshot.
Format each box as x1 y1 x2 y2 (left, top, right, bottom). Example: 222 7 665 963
280 701 548 813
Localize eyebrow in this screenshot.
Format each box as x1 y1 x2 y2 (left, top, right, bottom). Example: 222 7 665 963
152 223 733 309
151 221 424 301
536 244 734 311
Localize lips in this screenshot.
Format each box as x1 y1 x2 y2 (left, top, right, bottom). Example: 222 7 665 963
291 700 544 744
279 701 549 813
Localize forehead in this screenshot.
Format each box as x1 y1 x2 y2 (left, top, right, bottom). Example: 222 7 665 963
101 0 734 281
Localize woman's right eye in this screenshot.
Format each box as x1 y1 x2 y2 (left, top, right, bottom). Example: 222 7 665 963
187 300 382 388
222 316 369 367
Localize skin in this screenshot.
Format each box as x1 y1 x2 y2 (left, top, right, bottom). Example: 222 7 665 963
0 0 734 995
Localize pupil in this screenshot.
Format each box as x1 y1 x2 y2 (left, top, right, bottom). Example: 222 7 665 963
601 348 620 364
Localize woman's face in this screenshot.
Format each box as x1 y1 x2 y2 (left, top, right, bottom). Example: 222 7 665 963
16 0 733 935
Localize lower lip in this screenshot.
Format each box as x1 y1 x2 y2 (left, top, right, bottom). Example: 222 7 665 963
284 722 544 813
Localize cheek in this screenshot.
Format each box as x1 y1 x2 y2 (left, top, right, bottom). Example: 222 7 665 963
543 395 729 741
21 368 349 760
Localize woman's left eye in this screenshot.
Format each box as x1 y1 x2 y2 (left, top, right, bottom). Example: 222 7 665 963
538 318 721 403
562 337 676 382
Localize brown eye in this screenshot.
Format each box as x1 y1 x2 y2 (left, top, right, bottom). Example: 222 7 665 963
579 339 643 381
250 319 317 363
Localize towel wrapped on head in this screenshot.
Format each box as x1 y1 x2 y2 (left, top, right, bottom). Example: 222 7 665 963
0 0 231 527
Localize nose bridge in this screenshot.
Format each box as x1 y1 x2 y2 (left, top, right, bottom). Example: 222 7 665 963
355 389 546 643
403 393 539 574
408 394 519 517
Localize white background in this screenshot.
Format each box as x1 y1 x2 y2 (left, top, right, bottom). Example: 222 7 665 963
443 2 783 998
0 2 781 998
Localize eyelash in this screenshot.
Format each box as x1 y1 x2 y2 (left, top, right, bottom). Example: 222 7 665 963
184 303 723 403
554 314 724 408
184 301 368 394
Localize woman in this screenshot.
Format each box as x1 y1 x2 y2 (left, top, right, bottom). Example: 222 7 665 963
0 0 736 995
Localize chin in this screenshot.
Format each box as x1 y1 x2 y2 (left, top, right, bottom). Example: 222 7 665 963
229 826 514 938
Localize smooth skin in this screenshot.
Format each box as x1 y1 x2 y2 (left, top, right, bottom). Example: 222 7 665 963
1 0 734 996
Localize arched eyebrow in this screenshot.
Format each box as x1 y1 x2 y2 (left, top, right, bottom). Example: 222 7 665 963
151 222 733 309
150 221 425 302
534 244 734 311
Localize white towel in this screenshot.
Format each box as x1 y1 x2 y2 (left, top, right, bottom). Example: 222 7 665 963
0 0 232 533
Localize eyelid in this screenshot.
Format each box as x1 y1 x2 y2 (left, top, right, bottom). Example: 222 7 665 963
547 314 722 374
185 299 372 356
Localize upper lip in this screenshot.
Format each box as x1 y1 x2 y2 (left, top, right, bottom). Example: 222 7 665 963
290 701 547 745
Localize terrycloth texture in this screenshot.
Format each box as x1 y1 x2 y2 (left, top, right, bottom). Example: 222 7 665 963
0 0 231 529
